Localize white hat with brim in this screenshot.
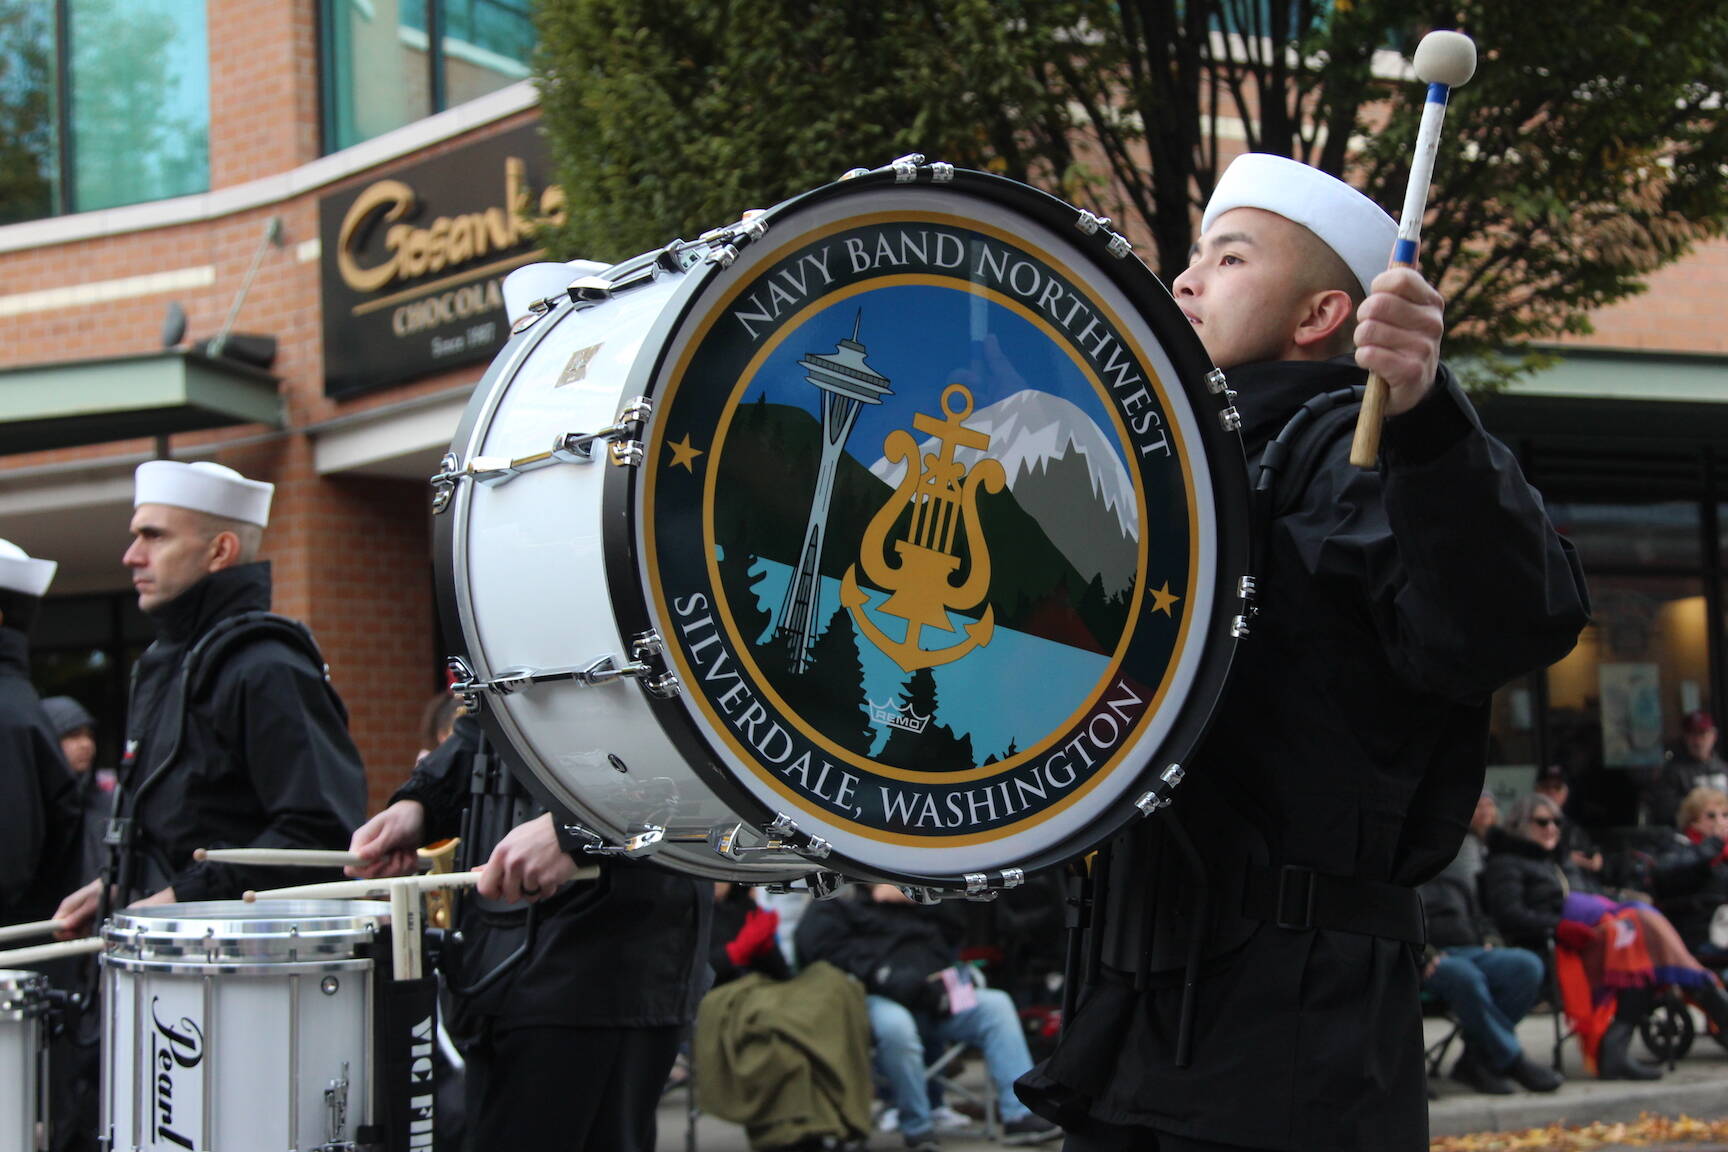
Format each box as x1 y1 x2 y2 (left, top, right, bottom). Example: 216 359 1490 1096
135 461 274 527
1201 153 1397 296
0 538 55 597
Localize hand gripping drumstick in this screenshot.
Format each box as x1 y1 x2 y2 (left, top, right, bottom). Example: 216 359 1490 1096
1348 30 1477 468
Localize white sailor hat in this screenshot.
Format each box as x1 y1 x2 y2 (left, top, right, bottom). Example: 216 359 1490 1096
1202 154 1397 296
134 460 274 527
0 538 55 598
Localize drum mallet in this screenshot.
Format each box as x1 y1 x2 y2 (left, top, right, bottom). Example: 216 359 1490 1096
1347 29 1477 468
0 919 68 947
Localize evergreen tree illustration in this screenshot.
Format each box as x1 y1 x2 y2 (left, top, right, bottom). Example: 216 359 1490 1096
880 667 974 771
798 607 874 755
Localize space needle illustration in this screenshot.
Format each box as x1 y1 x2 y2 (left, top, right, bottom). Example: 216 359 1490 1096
774 312 893 673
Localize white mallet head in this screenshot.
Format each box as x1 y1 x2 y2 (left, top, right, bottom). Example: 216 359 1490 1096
1413 30 1477 89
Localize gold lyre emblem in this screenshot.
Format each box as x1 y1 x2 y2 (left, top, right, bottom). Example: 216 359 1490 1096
842 383 1006 671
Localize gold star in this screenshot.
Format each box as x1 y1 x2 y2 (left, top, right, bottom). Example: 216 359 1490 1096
1150 581 1181 617
666 434 704 472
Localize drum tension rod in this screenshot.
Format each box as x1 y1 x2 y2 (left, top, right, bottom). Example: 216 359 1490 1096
429 399 654 511
711 813 833 862
446 653 681 708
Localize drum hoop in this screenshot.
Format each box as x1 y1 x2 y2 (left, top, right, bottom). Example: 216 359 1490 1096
598 167 1251 885
99 955 374 977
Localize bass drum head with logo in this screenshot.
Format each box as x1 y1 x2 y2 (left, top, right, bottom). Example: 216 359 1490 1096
614 167 1248 885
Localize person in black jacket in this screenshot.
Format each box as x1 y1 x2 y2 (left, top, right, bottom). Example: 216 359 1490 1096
53 461 365 932
1483 793 1728 1079
0 540 81 937
1017 154 1590 1152
349 713 710 1152
796 884 1059 1150
1652 786 1728 964
1416 868 1556 1094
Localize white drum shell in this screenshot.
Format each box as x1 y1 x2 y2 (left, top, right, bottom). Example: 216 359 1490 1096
0 970 46 1152
101 901 384 1152
448 268 806 881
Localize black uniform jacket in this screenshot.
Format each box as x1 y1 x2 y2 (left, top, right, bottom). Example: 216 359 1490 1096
0 627 82 928
396 713 709 1029
117 563 366 902
1021 360 1589 1150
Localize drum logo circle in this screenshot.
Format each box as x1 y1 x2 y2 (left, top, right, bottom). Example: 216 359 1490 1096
644 211 1202 847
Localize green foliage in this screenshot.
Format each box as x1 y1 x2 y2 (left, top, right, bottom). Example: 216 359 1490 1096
533 0 1082 261
533 0 1728 385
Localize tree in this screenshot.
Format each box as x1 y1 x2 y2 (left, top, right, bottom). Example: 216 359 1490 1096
534 0 1728 384
1025 0 1728 382
0 3 56 225
532 0 1080 261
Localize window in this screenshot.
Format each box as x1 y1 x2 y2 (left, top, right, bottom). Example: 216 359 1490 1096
321 0 533 154
0 0 209 224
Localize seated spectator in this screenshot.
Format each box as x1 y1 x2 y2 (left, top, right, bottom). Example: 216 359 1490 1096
1418 859 1559 1094
1653 786 1728 966
697 883 873 1152
1648 710 1728 830
1484 793 1728 1079
1533 764 1606 880
795 884 1059 1150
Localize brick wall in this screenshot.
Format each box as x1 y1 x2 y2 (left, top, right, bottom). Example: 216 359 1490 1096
0 1 533 811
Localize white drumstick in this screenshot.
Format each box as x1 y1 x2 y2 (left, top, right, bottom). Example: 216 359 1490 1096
1348 29 1477 468
0 937 105 966
244 870 488 902
195 847 372 868
0 919 67 947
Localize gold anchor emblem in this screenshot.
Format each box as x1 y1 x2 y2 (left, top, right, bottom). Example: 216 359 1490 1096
842 383 1006 672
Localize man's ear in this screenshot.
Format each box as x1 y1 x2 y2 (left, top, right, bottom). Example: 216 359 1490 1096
207 530 243 572
1290 288 1355 351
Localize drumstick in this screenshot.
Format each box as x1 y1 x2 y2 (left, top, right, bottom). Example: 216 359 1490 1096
244 870 488 902
0 919 67 946
1348 30 1477 468
0 937 105 967
195 847 378 868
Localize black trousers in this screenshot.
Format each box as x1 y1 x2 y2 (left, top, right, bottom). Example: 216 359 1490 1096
463 1021 682 1151
1062 1115 1256 1152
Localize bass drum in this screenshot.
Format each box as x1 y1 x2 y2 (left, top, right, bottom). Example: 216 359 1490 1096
435 159 1249 889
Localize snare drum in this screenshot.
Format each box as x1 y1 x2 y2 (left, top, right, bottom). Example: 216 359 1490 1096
0 970 47 1152
101 901 388 1152
436 160 1249 888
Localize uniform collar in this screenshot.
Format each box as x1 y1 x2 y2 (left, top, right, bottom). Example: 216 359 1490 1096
1226 356 1367 457
149 562 273 644
0 626 27 680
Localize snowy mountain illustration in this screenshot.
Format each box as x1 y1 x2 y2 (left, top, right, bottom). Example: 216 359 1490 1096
868 389 1141 595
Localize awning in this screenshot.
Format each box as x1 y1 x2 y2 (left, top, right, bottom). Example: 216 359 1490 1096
0 349 281 455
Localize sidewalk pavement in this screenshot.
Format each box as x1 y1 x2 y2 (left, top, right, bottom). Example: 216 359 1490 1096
656 1007 1728 1151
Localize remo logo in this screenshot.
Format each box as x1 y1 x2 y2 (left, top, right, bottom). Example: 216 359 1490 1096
644 212 1203 847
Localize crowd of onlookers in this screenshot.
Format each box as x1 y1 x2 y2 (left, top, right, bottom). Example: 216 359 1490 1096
1417 709 1728 1097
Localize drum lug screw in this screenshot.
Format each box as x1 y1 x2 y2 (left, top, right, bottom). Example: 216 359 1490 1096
320 976 340 996
430 452 460 514
631 629 665 659
608 440 646 467
1219 406 1242 432
1205 369 1229 394
1238 576 1257 602
1106 233 1134 259
1075 210 1111 235
1230 614 1252 638
890 153 927 182
839 166 872 181
705 243 739 267
930 162 955 182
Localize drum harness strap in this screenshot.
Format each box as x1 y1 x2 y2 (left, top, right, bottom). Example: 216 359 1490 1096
1070 384 1422 1067
446 730 540 998
100 613 342 929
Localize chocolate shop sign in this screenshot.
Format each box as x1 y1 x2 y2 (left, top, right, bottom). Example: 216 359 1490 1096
319 122 566 398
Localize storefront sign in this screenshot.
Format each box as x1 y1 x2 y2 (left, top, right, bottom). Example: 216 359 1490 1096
319 122 565 398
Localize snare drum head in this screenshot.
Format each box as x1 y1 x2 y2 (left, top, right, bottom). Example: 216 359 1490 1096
614 168 1248 883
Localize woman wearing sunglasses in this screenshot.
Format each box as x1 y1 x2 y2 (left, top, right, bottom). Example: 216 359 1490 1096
1652 787 1728 967
1482 792 1728 1079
